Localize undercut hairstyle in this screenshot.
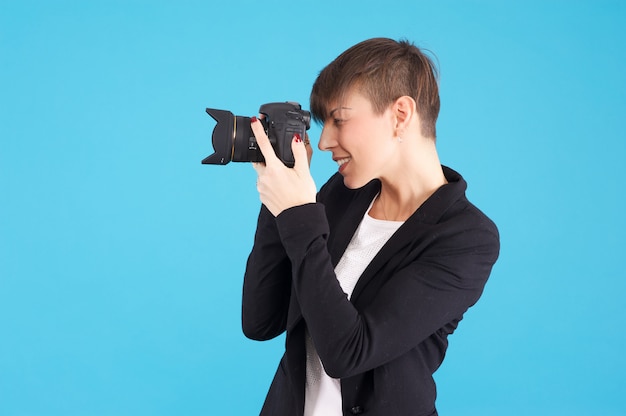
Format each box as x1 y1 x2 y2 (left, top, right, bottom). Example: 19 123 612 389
310 37 440 139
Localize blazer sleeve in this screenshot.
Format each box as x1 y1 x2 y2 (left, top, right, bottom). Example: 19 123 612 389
274 202 499 379
241 204 292 341
241 177 339 341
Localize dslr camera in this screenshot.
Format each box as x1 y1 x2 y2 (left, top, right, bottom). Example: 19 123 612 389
201 102 311 168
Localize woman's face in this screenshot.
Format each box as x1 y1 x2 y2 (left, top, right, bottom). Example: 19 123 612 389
318 90 397 189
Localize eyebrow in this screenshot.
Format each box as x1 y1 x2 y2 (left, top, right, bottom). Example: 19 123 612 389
329 106 353 117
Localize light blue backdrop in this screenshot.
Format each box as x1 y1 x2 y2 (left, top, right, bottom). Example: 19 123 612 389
1 1 624 415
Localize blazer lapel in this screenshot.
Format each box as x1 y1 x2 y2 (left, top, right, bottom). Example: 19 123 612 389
350 169 466 303
287 167 466 328
327 183 380 267
348 214 422 303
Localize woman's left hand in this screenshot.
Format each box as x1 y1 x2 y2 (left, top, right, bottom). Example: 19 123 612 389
251 117 317 217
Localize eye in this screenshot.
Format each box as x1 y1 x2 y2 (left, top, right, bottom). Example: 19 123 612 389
328 107 352 126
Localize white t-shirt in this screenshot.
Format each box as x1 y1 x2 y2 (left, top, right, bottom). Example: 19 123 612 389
304 203 403 416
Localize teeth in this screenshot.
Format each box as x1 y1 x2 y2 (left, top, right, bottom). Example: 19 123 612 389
337 157 350 167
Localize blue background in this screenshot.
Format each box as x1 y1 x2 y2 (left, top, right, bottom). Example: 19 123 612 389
1 1 625 414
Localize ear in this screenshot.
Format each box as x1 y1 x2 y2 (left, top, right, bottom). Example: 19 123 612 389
391 96 417 135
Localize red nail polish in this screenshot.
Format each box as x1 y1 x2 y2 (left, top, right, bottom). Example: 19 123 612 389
250 116 257 123
294 133 302 142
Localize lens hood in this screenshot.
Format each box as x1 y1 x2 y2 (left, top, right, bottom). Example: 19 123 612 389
202 108 235 165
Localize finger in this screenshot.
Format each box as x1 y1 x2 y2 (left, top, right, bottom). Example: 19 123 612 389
250 116 279 165
252 161 265 172
304 132 313 165
291 133 310 174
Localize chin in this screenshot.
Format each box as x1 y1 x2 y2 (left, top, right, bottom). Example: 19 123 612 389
342 175 371 190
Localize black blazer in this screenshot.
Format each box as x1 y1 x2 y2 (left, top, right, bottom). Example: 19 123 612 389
242 167 500 416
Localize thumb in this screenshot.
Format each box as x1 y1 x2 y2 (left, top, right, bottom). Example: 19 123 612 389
291 134 310 173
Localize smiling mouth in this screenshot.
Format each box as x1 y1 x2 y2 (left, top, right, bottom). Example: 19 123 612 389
336 157 351 168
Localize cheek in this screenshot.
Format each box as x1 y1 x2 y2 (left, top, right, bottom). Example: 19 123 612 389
343 125 368 149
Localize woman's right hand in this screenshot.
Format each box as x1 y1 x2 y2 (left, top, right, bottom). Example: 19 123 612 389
251 117 317 217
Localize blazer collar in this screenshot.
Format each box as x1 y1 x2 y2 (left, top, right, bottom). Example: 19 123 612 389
333 166 468 302
288 166 468 329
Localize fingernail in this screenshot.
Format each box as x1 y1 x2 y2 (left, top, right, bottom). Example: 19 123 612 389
294 133 302 143
250 116 257 123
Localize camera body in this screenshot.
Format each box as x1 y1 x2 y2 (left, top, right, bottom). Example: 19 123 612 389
202 102 311 167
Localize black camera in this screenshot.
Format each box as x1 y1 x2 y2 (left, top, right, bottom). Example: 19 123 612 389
201 102 311 167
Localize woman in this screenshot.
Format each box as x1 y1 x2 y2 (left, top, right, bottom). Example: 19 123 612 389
243 38 499 416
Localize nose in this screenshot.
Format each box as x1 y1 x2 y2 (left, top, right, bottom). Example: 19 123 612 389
318 122 336 151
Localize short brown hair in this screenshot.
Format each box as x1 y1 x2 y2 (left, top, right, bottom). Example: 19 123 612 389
310 38 440 138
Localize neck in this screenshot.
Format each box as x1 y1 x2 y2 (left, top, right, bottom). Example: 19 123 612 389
370 138 447 221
